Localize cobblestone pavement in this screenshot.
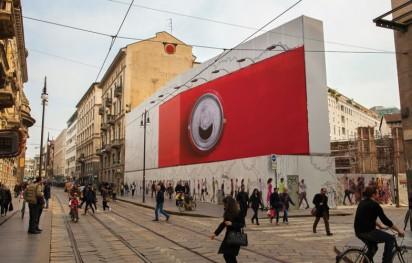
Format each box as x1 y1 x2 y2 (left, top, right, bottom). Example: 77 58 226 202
50 189 410 263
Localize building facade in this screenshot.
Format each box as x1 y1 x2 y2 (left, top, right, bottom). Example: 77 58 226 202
328 88 390 141
65 112 77 179
99 32 195 187
52 129 66 178
0 0 34 188
24 158 36 180
76 83 102 184
370 106 400 117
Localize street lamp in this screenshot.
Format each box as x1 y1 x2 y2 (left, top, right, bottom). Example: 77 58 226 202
140 109 150 203
38 77 48 179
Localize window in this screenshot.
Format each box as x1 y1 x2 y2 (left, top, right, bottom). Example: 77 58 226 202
341 105 344 111
341 116 345 123
342 127 346 135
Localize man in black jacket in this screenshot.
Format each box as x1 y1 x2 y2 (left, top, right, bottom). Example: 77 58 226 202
312 188 332 236
354 186 404 263
236 184 249 220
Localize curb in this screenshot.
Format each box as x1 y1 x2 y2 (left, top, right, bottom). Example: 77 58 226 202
117 198 218 218
118 198 353 218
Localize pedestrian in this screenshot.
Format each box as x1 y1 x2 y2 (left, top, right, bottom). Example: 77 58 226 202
210 196 245 263
249 188 263 225
278 178 285 194
266 178 273 209
102 187 111 211
343 177 353 205
36 180 45 231
131 182 136 197
201 179 206 202
120 183 124 196
69 192 79 222
236 184 249 222
312 188 333 236
151 182 156 198
153 183 170 221
84 186 95 215
1 185 12 216
24 177 44 234
269 187 282 225
298 179 309 209
280 188 295 224
44 181 51 209
166 182 173 200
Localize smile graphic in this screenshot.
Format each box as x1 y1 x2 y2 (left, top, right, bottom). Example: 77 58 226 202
199 124 213 140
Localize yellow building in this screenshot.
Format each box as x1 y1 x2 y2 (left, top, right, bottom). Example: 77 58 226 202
99 32 195 187
0 0 34 188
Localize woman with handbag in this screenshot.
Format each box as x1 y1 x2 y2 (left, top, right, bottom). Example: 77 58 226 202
210 196 246 263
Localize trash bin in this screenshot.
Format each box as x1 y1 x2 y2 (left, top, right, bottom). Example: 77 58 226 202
217 190 224 205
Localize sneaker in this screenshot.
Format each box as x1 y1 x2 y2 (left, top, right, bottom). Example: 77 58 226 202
327 232 333 236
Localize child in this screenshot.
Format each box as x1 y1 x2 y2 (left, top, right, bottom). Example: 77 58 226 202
69 193 80 222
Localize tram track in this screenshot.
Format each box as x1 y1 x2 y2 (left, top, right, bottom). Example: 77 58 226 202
114 200 289 263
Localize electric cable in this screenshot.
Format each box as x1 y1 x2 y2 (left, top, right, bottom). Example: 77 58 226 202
95 0 135 82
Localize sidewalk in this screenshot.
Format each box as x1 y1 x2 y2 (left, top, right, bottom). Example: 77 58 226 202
0 197 52 263
117 192 353 218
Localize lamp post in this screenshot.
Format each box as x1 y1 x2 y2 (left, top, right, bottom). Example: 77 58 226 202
140 109 150 203
38 77 48 179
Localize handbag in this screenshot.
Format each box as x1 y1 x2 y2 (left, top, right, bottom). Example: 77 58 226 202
8 202 13 211
311 207 317 216
267 208 276 218
226 229 248 247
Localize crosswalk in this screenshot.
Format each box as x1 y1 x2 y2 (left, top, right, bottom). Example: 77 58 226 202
247 217 355 242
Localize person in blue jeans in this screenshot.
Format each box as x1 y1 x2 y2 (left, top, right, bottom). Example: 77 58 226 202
280 188 295 224
153 183 170 222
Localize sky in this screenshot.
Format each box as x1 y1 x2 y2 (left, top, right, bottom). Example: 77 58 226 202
21 0 400 158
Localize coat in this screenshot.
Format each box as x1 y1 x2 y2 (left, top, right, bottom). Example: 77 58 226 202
270 192 282 209
280 193 295 210
214 213 245 256
249 193 262 209
312 193 329 217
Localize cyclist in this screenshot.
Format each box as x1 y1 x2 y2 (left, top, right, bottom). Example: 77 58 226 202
175 181 185 206
354 186 405 263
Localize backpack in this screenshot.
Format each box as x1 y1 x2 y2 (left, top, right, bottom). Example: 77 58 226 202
24 184 37 204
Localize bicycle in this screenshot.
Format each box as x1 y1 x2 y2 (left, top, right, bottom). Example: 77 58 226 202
336 230 410 263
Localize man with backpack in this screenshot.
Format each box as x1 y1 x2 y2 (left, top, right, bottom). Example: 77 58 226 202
24 177 44 234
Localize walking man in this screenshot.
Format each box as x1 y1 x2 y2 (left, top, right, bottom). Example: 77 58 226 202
25 177 43 234
131 182 136 197
312 188 332 236
298 179 309 209
44 181 51 209
153 183 170 221
343 177 353 205
236 184 249 222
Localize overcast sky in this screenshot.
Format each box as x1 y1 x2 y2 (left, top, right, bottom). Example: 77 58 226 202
21 0 400 158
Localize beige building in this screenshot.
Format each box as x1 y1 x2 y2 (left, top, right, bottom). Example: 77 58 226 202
99 31 195 186
0 0 34 188
328 88 390 141
76 82 102 184
65 112 77 179
52 129 66 177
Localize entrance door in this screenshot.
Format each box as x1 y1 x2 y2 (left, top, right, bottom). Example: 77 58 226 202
287 175 299 210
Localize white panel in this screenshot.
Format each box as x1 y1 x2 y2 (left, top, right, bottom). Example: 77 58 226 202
303 16 330 154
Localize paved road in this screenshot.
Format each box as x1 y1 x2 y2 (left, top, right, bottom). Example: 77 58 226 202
5 189 409 263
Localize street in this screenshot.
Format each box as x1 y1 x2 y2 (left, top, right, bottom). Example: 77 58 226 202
1 189 410 263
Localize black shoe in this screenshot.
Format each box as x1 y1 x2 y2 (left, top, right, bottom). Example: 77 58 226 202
327 232 333 236
152 219 159 221
28 230 41 234
36 228 43 232
313 229 317 233
166 216 170 221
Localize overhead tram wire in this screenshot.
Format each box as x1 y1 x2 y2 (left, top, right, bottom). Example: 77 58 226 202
95 0 135 82
28 48 99 69
23 15 401 55
141 0 304 118
103 0 392 53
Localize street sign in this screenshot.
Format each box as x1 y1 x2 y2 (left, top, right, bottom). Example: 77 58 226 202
271 154 277 170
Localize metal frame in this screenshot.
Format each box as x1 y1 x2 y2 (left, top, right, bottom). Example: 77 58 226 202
373 1 412 32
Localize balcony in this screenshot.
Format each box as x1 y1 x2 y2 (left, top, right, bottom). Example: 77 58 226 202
100 123 109 131
111 139 123 149
107 114 115 125
0 0 15 39
105 97 112 107
98 106 105 115
114 84 122 98
0 85 14 109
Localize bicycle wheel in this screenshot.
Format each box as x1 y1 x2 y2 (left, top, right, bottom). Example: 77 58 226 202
337 248 371 263
392 246 411 263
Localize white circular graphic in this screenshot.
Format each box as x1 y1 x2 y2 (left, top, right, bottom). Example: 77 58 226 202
188 93 224 152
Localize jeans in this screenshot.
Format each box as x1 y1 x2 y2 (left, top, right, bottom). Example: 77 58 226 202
85 202 95 214
283 209 289 222
155 202 169 220
45 198 50 209
28 203 38 232
251 207 259 224
103 201 110 210
357 229 396 263
298 192 309 208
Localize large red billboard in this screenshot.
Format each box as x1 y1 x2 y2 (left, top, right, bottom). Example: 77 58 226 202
159 47 309 167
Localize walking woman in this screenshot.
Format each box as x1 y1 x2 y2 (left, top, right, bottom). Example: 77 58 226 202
249 188 263 225
210 196 245 263
266 178 273 209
